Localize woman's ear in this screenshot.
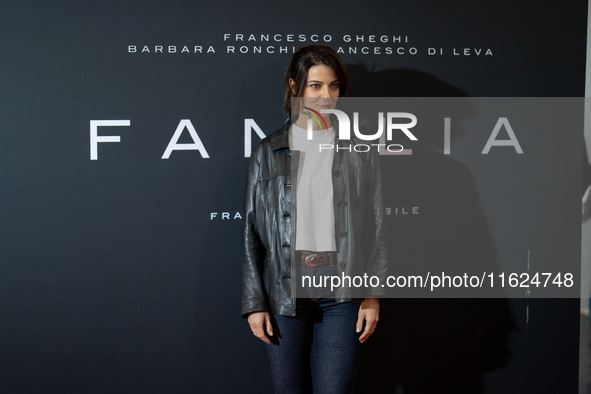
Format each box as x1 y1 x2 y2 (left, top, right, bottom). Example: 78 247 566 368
289 78 297 95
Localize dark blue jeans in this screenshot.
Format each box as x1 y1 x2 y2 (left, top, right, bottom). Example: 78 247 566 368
265 298 363 394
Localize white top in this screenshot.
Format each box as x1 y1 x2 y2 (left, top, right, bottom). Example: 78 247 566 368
290 123 337 252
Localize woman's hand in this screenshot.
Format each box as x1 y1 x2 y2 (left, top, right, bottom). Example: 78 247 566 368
357 298 380 343
247 311 273 344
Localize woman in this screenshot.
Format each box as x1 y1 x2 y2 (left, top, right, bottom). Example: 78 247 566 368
242 44 386 394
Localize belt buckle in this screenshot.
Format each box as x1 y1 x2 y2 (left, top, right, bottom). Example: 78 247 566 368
304 253 320 267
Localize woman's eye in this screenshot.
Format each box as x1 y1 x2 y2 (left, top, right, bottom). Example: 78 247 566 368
310 84 320 89
332 83 340 89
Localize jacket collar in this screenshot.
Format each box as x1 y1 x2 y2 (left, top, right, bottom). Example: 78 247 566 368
270 119 291 151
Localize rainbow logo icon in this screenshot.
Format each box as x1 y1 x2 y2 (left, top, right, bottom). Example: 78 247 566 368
303 107 329 130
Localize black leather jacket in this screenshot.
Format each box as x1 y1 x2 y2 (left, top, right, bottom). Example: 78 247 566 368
241 119 387 317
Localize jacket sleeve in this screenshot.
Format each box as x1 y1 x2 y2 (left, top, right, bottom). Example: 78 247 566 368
241 150 269 317
363 148 388 297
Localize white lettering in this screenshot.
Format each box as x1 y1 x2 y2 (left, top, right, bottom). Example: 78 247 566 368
370 143 386 152
387 113 418 140
444 117 451 154
353 112 383 140
378 133 412 155
386 144 404 152
90 120 129 160
162 119 210 159
244 119 266 157
321 109 350 139
482 117 523 154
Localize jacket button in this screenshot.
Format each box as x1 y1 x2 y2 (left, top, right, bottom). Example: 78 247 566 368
339 262 346 269
283 242 290 248
337 201 347 207
333 170 341 177
339 231 347 238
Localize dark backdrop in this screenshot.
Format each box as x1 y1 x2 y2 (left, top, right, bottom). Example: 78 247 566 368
0 1 587 392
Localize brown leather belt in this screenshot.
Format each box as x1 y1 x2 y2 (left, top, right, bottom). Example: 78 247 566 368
298 252 337 268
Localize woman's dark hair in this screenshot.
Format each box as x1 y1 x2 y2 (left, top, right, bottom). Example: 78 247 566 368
282 44 348 115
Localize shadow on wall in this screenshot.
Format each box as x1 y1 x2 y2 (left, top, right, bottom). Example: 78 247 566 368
347 65 517 394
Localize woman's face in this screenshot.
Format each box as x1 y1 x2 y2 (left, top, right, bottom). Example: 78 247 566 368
292 64 340 120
